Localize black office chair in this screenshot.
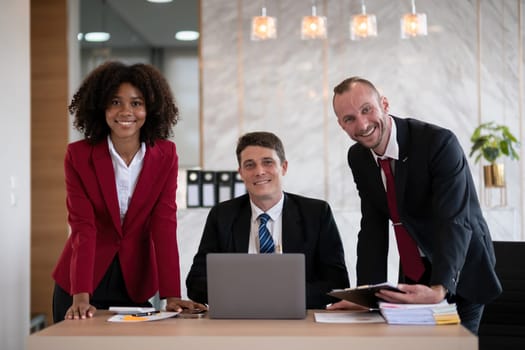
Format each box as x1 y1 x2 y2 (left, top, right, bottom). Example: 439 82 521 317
478 241 525 350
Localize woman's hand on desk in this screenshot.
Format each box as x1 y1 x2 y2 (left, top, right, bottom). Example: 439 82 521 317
165 297 208 313
66 293 96 320
325 300 369 311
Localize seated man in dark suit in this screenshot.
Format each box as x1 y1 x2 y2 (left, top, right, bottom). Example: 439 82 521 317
186 131 350 308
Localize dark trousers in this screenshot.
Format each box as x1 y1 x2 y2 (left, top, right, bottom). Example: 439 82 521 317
400 257 484 335
52 255 151 323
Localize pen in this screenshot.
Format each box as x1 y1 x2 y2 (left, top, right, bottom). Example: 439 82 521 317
131 310 161 317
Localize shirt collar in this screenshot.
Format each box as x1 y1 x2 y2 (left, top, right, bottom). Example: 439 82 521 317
107 135 146 165
250 193 285 223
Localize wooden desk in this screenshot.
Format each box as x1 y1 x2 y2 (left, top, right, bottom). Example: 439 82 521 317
27 311 477 350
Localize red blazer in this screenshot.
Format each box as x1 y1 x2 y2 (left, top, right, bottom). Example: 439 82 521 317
52 138 181 302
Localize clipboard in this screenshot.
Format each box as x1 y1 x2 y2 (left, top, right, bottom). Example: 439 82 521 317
327 282 405 309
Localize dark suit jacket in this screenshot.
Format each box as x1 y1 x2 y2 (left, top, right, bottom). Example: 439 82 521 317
52 138 182 302
186 193 350 308
348 116 502 304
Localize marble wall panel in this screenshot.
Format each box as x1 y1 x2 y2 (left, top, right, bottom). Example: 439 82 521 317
479 0 522 212
200 0 524 247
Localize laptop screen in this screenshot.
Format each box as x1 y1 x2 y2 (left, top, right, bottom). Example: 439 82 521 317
206 253 306 319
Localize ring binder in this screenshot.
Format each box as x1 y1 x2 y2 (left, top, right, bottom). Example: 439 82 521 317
217 171 234 203
201 171 217 207
186 170 202 208
232 171 246 198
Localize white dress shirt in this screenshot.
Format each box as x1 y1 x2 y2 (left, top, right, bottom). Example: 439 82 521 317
107 135 146 223
248 194 284 254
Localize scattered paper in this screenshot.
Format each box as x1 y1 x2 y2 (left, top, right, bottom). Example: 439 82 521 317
314 311 385 324
108 311 179 323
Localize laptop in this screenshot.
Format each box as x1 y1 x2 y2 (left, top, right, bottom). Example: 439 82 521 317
206 253 306 319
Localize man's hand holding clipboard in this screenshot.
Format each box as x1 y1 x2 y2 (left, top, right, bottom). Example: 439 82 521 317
327 282 406 310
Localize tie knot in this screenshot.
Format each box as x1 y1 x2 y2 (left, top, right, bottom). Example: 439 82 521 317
259 213 270 225
378 158 392 172
378 158 391 166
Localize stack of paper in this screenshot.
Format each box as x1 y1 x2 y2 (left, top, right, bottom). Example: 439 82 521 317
378 300 460 325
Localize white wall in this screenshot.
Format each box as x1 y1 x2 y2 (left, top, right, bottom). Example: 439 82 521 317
0 1 31 349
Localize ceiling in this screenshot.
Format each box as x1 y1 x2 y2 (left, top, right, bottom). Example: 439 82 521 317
79 0 199 49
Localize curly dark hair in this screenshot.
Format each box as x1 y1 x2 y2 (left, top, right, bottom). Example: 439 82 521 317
69 61 179 145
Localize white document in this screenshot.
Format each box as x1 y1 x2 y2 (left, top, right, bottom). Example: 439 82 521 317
314 311 385 324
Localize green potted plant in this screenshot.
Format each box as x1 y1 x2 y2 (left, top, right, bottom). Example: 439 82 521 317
469 121 520 187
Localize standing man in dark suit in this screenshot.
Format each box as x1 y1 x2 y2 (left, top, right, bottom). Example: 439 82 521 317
186 131 349 309
329 76 501 334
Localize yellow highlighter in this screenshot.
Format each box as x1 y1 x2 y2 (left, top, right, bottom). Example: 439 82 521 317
122 315 148 321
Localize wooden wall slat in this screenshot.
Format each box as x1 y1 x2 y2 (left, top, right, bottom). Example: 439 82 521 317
30 0 69 326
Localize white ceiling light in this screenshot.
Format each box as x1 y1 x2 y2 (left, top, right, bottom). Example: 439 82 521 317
175 30 200 41
146 0 173 3
84 32 111 42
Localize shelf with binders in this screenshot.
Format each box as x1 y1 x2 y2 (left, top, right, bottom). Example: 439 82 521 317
182 169 246 209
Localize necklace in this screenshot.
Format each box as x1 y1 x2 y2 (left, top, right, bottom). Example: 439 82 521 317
116 144 141 167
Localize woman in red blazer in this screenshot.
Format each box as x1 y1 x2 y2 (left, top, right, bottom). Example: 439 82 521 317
52 61 205 322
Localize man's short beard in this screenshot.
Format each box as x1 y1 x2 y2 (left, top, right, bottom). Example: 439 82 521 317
369 127 384 150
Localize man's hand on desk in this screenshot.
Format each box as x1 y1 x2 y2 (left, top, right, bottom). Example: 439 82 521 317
66 292 96 320
325 300 369 311
166 297 208 313
376 284 447 304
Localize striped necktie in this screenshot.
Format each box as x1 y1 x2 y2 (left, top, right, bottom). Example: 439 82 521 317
258 213 275 253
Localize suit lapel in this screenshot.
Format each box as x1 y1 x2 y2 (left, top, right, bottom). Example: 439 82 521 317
231 198 251 251
92 140 122 235
124 143 165 227
355 147 386 206
281 194 304 253
393 117 409 207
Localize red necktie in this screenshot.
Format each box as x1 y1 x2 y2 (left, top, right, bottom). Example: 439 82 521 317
378 158 425 281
